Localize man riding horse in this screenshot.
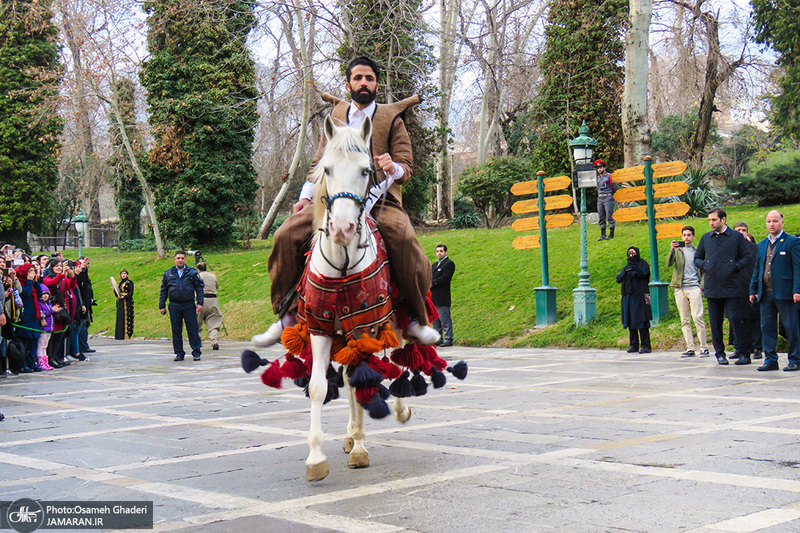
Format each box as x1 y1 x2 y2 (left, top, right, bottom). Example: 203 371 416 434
257 56 439 347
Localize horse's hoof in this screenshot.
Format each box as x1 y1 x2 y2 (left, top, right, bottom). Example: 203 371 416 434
343 437 354 453
252 321 283 348
348 451 369 469
395 406 411 423
305 460 329 481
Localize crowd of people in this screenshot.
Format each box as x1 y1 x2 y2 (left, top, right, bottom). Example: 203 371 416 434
1 243 96 377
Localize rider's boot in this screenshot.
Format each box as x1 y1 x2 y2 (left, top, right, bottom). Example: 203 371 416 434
252 313 296 348
407 320 441 346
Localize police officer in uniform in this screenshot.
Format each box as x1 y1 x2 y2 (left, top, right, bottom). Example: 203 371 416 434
159 251 204 361
595 160 616 241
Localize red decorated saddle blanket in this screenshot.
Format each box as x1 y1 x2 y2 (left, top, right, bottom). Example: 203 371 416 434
298 219 394 339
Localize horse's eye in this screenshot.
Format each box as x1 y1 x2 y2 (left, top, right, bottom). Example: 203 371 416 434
323 167 330 176
361 169 370 177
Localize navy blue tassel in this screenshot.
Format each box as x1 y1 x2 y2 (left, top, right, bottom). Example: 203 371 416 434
389 371 415 398
241 350 268 373
411 370 428 396
294 376 309 388
447 360 468 380
365 393 391 419
431 368 447 388
326 364 337 381
335 365 345 387
324 380 339 404
349 360 384 388
377 383 391 400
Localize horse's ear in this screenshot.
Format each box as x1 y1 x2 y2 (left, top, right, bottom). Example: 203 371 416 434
324 115 336 141
360 115 372 143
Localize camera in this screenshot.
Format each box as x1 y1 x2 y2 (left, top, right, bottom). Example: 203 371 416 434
187 250 202 257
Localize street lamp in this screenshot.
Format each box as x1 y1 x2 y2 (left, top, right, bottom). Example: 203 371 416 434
568 121 597 326
74 209 89 257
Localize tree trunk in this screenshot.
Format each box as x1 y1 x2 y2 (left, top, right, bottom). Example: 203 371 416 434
622 0 653 167
435 0 459 219
257 0 313 239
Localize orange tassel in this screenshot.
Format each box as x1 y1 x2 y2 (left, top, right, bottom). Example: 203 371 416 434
355 332 384 355
281 324 308 355
377 323 399 349
333 339 361 365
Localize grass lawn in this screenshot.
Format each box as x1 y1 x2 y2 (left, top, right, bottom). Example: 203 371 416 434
84 202 800 349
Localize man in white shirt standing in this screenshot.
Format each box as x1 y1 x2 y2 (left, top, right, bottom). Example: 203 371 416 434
667 226 709 358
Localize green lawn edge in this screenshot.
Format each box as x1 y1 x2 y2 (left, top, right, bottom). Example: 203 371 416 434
83 203 799 349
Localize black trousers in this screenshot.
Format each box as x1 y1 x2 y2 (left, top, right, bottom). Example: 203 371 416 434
629 328 651 350
168 301 202 357
707 297 750 357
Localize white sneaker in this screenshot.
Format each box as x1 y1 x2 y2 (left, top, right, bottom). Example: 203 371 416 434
252 321 283 348
407 320 441 346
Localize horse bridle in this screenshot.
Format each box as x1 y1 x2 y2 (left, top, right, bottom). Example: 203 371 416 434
318 164 378 276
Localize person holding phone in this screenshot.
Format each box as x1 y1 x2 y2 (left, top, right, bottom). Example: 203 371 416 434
667 225 709 357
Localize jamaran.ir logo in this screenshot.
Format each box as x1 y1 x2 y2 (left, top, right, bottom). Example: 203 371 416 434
5 498 45 533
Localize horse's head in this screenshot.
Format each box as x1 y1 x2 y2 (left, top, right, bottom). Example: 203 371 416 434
313 115 374 246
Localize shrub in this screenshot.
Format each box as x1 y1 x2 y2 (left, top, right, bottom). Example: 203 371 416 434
728 157 800 206
458 157 533 228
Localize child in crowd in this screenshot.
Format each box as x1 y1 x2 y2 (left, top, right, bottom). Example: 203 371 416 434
36 285 59 371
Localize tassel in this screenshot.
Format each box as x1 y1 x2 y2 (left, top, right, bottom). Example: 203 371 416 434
355 333 384 355
377 383 391 400
349 361 384 388
394 305 410 331
333 339 361 365
431 368 447 388
281 324 308 355
294 376 309 388
377 323 400 349
260 360 283 388
410 370 428 396
447 360 468 380
326 364 337 381
425 293 439 323
389 371 415 398
355 386 377 404
371 355 402 380
366 393 391 419
241 350 268 373
335 365 345 388
391 344 424 369
281 353 307 380
324 380 339 404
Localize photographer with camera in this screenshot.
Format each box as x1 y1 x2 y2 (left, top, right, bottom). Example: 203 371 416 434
196 261 222 351
667 225 709 358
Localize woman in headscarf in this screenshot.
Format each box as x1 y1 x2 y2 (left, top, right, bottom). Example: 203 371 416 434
115 269 134 340
616 246 653 354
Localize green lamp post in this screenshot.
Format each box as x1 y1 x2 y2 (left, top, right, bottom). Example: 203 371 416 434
74 209 89 257
569 121 598 326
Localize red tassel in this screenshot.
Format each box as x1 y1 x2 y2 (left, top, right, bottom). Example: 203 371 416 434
260 361 283 388
356 387 376 404
391 344 424 369
370 355 402 380
425 292 439 323
394 306 410 332
281 353 307 380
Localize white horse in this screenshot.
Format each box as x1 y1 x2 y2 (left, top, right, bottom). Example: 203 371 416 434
299 116 430 481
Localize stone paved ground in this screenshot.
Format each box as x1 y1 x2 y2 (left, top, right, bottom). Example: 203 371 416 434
2 337 800 532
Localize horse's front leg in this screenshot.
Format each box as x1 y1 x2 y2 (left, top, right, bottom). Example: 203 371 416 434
343 369 369 469
394 397 411 423
306 335 332 481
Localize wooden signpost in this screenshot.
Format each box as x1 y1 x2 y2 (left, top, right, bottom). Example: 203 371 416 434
510 171 574 326
611 157 688 323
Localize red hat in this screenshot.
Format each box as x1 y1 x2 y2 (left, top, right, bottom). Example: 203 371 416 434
14 262 32 280
594 160 607 168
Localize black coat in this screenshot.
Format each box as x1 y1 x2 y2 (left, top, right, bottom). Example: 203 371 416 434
616 257 652 330
694 226 753 298
431 257 455 307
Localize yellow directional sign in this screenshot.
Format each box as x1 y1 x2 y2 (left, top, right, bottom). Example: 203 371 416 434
611 161 688 183
613 202 691 223
512 235 540 250
613 181 690 203
511 175 572 196
656 222 686 240
511 213 575 232
511 194 573 215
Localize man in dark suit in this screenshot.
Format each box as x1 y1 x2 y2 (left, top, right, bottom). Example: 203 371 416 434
159 251 205 361
749 210 800 371
431 244 455 347
694 208 753 365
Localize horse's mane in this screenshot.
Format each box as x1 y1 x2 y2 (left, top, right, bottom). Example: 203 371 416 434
312 125 371 230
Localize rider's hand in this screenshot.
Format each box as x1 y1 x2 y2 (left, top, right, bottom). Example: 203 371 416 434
374 154 395 175
293 198 311 214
